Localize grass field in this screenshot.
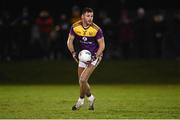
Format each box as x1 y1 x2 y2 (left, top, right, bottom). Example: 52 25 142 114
0 60 180 118
0 60 180 84
0 84 180 119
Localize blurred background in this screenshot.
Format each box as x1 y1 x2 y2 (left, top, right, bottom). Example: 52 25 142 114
0 0 180 84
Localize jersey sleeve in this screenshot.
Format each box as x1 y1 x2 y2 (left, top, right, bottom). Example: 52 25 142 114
95 28 104 40
69 26 75 36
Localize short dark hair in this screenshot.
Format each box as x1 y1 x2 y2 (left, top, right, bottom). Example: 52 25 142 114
82 7 93 14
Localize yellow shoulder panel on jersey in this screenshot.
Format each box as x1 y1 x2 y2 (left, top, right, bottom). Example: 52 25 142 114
72 20 82 28
91 23 100 31
73 22 99 37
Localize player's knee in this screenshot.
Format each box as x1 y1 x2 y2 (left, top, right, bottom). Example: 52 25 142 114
79 76 87 84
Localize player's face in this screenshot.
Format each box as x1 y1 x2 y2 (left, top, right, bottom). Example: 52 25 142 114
82 12 94 25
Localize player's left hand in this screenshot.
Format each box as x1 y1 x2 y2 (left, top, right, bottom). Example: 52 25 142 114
95 53 103 59
72 52 78 63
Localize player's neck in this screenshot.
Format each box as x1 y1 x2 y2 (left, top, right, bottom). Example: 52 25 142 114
82 22 90 29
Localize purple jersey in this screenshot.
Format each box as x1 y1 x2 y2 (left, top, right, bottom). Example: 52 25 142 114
69 20 104 55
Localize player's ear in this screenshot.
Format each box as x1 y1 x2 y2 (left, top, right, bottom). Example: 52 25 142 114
81 15 83 19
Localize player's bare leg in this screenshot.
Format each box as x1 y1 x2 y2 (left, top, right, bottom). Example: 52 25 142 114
78 68 94 108
80 64 96 110
78 67 87 99
78 67 92 97
72 65 96 110
72 57 101 110
72 67 85 110
83 58 102 110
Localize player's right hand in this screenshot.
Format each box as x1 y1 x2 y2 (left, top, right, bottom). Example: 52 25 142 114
72 52 78 63
91 56 97 61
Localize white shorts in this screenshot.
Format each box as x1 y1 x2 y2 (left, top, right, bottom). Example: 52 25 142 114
78 58 101 68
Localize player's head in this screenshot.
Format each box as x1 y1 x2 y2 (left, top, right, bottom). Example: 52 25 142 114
81 7 94 26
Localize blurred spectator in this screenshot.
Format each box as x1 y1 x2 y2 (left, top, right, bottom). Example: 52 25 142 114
117 8 135 59
134 7 149 59
171 10 180 59
0 14 4 61
97 10 114 59
30 24 41 58
151 10 167 58
35 10 54 60
12 7 32 60
0 11 14 61
70 5 81 24
53 13 70 59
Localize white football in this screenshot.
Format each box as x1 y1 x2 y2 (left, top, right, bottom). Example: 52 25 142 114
78 50 92 63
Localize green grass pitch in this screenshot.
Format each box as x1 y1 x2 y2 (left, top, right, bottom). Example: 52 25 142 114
0 84 180 119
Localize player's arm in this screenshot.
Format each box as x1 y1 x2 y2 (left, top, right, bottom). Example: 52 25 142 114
67 34 78 63
96 37 105 58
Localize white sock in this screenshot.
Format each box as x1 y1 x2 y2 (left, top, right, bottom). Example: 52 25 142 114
88 95 94 101
78 97 84 104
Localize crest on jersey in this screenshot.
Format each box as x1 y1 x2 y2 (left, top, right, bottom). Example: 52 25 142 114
82 37 87 41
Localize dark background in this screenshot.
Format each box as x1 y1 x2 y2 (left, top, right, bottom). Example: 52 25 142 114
0 0 180 84
1 0 180 18
1 0 180 61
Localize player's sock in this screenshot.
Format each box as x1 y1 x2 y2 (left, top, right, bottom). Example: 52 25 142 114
77 97 84 104
88 94 94 101
88 95 95 110
72 97 84 111
76 97 84 108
